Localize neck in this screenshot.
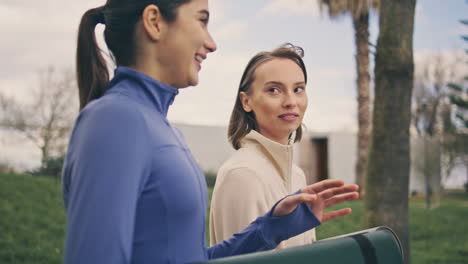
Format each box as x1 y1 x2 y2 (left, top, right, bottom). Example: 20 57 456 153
130 60 166 85
132 36 177 88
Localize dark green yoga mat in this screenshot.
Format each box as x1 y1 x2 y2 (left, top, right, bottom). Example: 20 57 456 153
199 226 403 264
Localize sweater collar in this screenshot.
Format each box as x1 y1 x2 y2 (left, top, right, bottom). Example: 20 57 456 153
240 130 294 184
107 66 179 117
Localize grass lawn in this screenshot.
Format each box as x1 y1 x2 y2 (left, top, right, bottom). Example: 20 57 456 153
317 194 468 264
0 173 65 264
1 172 467 263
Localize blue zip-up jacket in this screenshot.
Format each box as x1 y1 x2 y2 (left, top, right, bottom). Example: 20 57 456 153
62 66 320 264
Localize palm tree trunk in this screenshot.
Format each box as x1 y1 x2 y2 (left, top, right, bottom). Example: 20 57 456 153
364 0 416 263
353 12 371 197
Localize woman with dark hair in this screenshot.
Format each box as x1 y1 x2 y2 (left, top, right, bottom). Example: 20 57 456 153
210 44 329 248
63 0 359 263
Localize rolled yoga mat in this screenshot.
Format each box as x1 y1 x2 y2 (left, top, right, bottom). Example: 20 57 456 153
197 226 403 264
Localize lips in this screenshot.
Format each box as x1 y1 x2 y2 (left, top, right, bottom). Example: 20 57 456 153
194 53 205 70
195 54 204 63
278 113 299 121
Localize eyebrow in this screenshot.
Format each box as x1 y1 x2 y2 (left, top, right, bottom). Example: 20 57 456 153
264 81 306 86
264 81 282 86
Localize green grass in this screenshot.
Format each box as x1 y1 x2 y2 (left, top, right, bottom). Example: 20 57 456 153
0 173 65 264
1 172 467 263
408 195 468 264
316 194 468 264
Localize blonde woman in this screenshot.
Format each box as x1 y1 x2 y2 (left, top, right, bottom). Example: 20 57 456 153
211 44 325 248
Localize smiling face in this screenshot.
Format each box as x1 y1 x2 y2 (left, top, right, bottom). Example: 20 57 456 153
240 58 308 145
156 0 217 88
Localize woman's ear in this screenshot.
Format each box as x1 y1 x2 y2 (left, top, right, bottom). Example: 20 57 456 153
239 92 252 112
141 4 165 41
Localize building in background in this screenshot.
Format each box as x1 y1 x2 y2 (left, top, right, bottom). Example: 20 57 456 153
176 123 466 194
174 123 235 173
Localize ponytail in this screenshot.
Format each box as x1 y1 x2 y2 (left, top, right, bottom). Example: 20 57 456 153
76 7 109 110
76 0 192 110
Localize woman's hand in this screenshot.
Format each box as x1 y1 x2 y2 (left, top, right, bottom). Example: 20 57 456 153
272 179 359 223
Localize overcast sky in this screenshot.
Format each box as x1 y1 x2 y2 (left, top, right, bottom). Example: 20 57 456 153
1 0 467 169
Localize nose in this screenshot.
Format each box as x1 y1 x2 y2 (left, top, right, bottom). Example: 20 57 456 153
283 92 297 108
205 32 217 53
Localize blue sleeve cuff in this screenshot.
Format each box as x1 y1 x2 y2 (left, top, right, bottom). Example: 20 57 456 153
259 189 321 247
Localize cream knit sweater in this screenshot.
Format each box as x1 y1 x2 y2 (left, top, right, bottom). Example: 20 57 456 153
209 130 316 248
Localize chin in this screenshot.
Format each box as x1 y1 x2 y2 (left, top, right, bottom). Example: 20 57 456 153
187 73 199 87
189 79 199 87
175 77 198 89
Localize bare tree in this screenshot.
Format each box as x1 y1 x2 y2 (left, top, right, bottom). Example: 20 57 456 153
413 53 464 136
0 67 78 173
412 52 465 207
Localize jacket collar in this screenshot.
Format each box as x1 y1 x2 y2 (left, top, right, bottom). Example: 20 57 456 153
240 130 293 185
107 66 179 117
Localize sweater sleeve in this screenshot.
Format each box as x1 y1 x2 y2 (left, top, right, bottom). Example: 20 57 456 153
209 167 271 246
207 187 321 259
62 104 150 264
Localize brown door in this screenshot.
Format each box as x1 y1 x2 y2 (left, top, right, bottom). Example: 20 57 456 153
312 138 328 182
